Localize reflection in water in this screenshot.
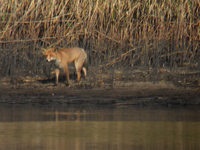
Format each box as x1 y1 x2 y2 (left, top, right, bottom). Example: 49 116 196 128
0 105 199 150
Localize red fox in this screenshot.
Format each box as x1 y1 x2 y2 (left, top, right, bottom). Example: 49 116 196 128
43 47 87 85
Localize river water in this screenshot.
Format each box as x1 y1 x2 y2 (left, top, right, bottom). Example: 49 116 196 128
0 104 199 150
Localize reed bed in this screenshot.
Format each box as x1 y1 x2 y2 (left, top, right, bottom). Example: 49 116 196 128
0 0 199 79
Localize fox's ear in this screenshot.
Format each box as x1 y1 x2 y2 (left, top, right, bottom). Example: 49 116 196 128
41 48 47 55
47 48 56 52
53 47 58 52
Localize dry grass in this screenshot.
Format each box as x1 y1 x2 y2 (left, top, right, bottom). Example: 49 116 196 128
0 0 199 42
0 0 199 78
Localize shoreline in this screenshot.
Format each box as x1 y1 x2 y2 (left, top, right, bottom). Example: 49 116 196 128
0 81 200 106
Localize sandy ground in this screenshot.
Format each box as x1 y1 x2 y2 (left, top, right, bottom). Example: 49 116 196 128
0 80 200 106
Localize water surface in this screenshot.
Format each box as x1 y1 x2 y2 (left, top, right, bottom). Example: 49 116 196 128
0 105 199 150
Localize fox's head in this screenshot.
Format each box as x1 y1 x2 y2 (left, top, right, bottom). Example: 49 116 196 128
43 48 57 62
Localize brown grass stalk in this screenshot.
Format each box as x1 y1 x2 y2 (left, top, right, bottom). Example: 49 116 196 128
0 0 199 78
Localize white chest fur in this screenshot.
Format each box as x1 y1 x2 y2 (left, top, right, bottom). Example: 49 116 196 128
55 59 63 68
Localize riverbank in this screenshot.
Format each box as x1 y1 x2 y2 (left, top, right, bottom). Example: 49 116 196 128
0 79 200 106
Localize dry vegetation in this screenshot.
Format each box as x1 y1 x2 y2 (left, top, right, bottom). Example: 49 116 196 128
0 0 199 84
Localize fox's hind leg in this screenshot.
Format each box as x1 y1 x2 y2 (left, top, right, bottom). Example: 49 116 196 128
75 60 84 82
82 67 87 77
75 50 87 82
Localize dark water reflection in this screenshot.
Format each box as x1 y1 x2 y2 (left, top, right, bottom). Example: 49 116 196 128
0 104 200 150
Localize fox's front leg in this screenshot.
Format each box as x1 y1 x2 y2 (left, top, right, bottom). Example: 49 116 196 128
55 69 60 85
64 65 71 86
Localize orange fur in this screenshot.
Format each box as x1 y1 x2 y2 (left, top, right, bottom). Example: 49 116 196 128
43 47 87 85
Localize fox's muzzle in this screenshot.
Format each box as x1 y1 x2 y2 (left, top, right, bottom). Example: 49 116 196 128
46 58 51 62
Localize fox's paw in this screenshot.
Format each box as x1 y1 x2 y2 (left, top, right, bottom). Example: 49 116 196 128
65 81 72 87
54 82 58 86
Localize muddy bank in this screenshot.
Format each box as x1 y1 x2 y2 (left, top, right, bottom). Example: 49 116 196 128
0 80 200 106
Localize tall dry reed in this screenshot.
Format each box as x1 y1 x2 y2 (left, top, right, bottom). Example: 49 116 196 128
1 0 199 42
0 0 199 77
